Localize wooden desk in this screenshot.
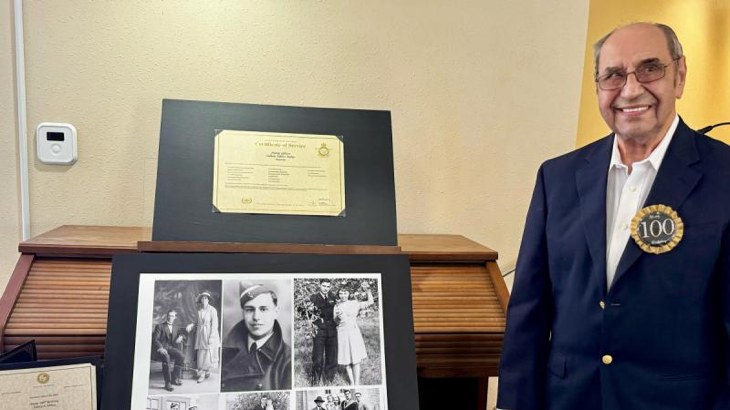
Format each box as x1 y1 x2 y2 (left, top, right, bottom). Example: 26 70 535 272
0 225 508 409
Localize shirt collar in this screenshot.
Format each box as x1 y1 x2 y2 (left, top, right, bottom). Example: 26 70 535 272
248 331 274 352
609 114 679 171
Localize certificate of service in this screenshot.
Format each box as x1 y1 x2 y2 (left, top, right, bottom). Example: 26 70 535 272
213 130 345 216
0 363 97 409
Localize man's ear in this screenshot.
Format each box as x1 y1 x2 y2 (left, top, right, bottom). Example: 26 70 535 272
674 56 687 99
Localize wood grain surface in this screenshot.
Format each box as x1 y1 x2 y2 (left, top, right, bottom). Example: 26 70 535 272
2 226 509 389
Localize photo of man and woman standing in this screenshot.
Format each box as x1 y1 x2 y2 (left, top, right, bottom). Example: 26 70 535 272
294 278 383 388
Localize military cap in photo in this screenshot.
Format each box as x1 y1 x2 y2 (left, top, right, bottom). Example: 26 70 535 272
239 283 276 308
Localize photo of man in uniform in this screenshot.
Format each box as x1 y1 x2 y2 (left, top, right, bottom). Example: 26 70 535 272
309 279 338 384
221 282 292 392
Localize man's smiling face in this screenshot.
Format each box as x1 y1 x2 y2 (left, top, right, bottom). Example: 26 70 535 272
596 23 686 145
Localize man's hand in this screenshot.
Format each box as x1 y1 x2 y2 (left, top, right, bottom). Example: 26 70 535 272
157 347 168 356
186 323 194 332
175 335 184 344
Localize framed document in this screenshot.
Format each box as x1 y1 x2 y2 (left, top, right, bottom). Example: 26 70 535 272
102 253 419 410
212 130 345 216
0 356 101 410
153 100 397 246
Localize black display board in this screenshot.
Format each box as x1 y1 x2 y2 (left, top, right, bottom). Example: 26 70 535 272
0 340 36 364
153 99 398 245
102 253 418 410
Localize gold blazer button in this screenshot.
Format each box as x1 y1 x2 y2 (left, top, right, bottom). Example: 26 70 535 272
602 355 613 365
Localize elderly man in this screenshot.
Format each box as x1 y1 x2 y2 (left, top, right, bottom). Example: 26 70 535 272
221 284 292 392
151 309 185 392
497 22 730 409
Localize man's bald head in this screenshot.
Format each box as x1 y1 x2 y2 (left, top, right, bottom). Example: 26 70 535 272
593 22 683 76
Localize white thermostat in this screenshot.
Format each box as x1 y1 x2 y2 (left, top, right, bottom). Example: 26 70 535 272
36 122 78 165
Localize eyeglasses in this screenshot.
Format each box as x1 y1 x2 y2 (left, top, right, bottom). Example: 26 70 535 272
595 58 680 91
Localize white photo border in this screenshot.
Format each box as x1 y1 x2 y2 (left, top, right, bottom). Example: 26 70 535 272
132 273 386 410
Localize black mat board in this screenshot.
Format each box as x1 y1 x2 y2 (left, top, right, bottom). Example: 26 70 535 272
102 252 419 410
418 377 480 410
153 99 398 245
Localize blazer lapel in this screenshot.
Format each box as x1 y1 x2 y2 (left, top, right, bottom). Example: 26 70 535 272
576 136 613 298
611 119 702 288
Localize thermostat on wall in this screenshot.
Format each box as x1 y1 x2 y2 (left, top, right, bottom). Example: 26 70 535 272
36 122 78 165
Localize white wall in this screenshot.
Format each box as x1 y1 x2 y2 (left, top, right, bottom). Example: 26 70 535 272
1 2 592 407
1 0 588 315
0 1 21 291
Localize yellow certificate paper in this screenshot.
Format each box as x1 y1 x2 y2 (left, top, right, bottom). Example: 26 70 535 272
0 363 97 409
213 130 345 216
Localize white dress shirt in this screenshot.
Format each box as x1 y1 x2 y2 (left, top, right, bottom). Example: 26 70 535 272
605 114 678 290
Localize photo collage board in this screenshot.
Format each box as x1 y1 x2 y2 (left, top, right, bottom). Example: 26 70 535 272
132 273 387 410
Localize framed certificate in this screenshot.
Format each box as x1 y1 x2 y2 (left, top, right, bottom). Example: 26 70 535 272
153 100 397 246
102 253 419 410
212 130 345 216
0 356 101 410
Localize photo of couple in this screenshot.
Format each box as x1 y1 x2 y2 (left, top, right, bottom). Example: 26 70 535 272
149 280 222 395
295 278 383 387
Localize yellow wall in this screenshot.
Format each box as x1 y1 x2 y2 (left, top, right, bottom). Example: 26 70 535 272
0 1 590 292
577 0 730 146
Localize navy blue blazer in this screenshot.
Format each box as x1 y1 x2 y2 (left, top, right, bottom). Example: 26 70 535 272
497 119 730 410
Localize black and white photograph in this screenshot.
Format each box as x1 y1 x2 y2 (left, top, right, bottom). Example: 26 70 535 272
296 388 381 410
294 278 382 388
221 279 293 392
146 394 221 410
121 262 407 410
224 391 290 410
149 280 223 395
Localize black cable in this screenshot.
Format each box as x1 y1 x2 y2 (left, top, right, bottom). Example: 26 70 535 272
697 122 730 134
502 267 515 278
